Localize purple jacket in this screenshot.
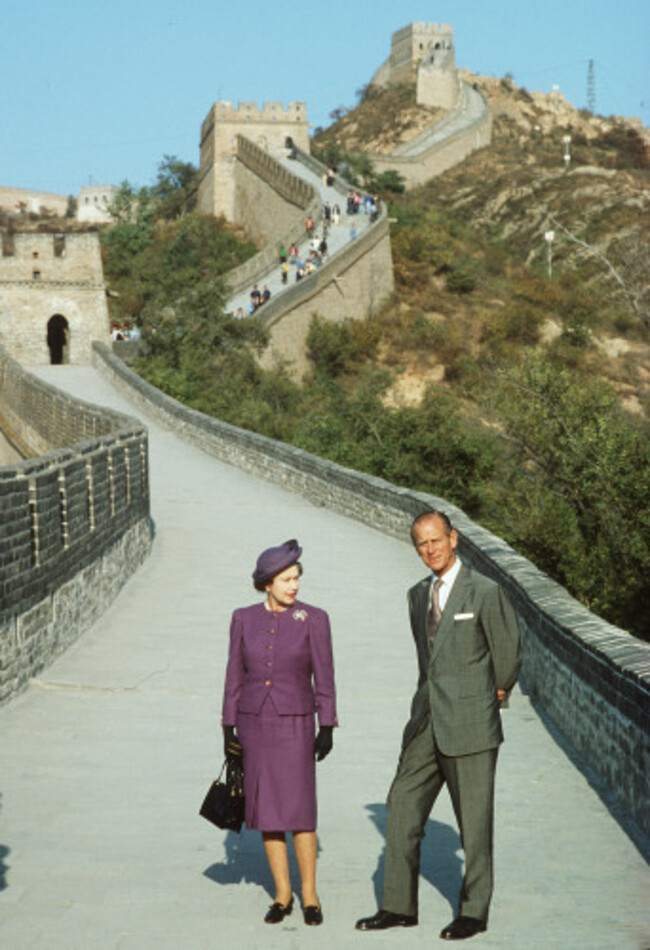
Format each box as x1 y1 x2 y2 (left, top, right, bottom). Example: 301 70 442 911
222 600 337 726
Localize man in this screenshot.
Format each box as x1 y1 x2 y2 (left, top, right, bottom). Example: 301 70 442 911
356 510 521 941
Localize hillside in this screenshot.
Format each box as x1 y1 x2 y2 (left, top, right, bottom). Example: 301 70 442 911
305 77 650 637
72 75 649 639
313 77 650 415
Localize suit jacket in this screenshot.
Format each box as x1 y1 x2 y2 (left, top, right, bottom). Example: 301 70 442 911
402 563 521 756
222 600 337 727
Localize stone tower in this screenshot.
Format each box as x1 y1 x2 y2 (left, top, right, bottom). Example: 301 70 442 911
0 231 109 364
415 26 460 110
197 101 310 221
370 22 460 111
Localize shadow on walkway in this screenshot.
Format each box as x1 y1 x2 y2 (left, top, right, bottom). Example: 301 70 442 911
518 678 650 862
203 805 463 915
203 829 324 901
364 803 463 914
0 794 8 892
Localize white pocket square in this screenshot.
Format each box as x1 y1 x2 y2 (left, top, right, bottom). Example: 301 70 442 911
454 612 474 620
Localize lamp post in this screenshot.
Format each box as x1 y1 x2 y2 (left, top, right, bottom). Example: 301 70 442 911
562 134 572 169
544 230 555 278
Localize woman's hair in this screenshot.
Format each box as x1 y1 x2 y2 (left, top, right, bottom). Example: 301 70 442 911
254 561 303 592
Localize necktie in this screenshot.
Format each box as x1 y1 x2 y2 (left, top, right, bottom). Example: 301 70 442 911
427 577 443 648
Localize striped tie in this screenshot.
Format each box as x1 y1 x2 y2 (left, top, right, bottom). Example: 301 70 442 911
427 577 443 649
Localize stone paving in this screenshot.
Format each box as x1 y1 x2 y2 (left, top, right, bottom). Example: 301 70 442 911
0 366 648 950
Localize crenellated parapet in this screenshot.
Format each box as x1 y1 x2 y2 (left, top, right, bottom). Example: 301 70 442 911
198 99 310 220
371 21 458 108
365 22 491 188
0 345 152 704
390 21 454 80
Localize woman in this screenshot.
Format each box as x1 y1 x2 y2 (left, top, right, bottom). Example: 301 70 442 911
222 539 337 926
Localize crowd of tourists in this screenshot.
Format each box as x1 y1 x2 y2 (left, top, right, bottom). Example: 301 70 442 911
238 179 381 317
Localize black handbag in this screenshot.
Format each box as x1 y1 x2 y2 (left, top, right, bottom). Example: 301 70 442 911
200 752 245 833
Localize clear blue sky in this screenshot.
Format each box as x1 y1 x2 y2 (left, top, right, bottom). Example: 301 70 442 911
1 0 647 196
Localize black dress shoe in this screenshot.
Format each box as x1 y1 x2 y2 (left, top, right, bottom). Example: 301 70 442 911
303 904 323 926
440 916 487 940
264 897 294 924
355 909 418 931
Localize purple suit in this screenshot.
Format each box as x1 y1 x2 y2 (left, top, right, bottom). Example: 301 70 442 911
222 600 337 831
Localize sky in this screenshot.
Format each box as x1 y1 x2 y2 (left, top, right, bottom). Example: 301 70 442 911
1 0 648 197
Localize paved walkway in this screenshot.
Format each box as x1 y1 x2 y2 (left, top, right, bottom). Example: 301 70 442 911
391 84 488 157
226 150 374 318
1 366 648 950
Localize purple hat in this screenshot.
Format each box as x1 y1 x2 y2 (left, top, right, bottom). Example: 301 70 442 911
252 539 302 586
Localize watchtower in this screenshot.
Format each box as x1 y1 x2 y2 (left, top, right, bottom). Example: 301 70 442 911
197 101 310 221
0 231 109 364
370 22 460 111
389 22 454 84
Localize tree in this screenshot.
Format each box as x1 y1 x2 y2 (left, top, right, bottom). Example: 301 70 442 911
340 151 376 189
102 181 155 276
489 355 650 636
374 169 406 194
151 155 198 219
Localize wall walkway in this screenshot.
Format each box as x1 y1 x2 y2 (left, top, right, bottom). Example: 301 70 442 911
224 141 395 376
0 359 647 949
369 82 493 189
91 343 650 841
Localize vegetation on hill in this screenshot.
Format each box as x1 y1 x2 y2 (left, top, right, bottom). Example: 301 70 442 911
100 87 650 640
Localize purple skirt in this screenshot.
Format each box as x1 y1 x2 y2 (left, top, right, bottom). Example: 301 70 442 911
237 696 316 832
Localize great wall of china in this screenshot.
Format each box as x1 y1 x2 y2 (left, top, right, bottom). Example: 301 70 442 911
0 22 648 845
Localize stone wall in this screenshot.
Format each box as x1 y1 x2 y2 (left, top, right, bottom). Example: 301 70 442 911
231 143 395 376
232 136 317 247
224 137 322 299
370 83 493 189
0 345 152 704
197 100 310 220
92 338 650 839
0 232 110 364
258 213 394 375
372 22 455 89
0 186 68 217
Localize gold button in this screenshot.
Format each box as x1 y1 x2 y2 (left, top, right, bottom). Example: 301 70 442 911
265 680 271 686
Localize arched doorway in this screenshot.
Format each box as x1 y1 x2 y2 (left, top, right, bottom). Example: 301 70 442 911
47 314 69 364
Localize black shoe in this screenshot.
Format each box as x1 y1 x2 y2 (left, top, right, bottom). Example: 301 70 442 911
356 909 418 931
440 916 487 940
303 905 323 926
264 897 294 924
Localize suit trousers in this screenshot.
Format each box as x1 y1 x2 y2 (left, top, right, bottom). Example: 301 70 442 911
382 719 498 922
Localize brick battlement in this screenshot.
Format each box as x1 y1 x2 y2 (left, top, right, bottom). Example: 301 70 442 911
201 100 308 144
0 345 152 704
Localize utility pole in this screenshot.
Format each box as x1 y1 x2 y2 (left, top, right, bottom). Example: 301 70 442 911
544 230 555 278
587 59 596 113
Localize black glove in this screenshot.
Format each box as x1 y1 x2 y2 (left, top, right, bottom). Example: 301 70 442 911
223 725 242 762
313 726 333 762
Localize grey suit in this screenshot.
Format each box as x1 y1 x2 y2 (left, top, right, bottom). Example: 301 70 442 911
382 563 521 923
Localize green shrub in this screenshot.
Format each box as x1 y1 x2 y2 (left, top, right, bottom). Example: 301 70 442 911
446 263 477 294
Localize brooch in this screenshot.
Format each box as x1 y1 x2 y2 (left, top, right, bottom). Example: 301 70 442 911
292 609 308 622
